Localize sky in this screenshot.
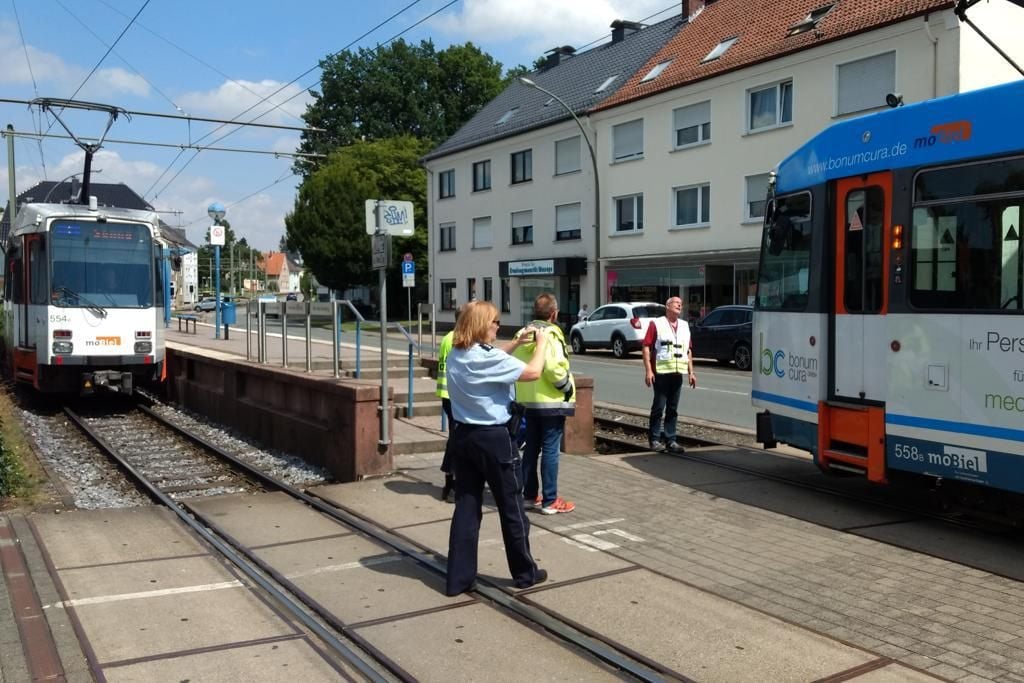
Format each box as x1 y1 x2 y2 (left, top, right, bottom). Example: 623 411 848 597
0 0 678 251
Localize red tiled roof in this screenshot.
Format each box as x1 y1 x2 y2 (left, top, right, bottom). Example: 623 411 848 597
595 0 953 111
263 251 286 277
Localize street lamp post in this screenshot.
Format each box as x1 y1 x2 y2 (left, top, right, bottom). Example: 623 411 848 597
208 202 226 339
519 76 602 308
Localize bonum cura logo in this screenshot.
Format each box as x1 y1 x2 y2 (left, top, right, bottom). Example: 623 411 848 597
759 332 786 378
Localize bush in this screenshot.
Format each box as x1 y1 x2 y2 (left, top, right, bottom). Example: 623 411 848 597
0 439 27 499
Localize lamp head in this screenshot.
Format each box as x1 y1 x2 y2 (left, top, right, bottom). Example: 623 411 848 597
885 92 904 108
518 76 536 87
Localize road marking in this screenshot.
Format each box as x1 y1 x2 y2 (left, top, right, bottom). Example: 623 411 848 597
567 534 619 551
551 518 625 532
594 528 646 542
45 580 243 609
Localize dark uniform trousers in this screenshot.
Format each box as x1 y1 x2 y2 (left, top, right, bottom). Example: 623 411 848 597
446 423 538 595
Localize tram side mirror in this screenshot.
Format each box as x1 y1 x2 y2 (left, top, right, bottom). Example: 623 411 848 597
171 255 182 271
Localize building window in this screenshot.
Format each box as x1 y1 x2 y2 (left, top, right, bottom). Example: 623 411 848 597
501 278 510 313
496 107 518 125
745 174 771 221
472 160 491 191
615 194 644 233
748 80 793 132
439 222 456 252
594 75 618 93
555 136 581 175
439 169 455 198
703 36 738 63
441 280 456 310
483 277 493 302
673 100 711 148
556 203 582 241
511 150 532 184
837 51 895 115
641 60 672 83
473 216 492 248
511 210 533 245
467 277 477 302
674 184 710 227
788 4 835 37
612 119 644 161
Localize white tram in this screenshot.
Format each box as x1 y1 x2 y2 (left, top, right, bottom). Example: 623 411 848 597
2 201 166 394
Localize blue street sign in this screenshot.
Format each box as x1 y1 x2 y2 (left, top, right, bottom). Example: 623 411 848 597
401 261 415 275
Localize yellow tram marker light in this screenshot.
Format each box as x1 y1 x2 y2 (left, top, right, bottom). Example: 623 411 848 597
892 224 903 250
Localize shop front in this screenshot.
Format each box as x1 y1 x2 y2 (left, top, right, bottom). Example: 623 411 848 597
500 257 587 329
605 256 758 323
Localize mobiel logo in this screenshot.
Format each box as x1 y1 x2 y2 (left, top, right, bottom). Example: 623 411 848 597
85 336 121 347
914 120 972 149
759 333 818 383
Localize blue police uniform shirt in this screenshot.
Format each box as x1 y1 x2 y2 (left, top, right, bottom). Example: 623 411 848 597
446 343 526 425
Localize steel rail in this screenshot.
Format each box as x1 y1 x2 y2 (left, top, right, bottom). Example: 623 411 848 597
137 403 674 682
63 407 388 683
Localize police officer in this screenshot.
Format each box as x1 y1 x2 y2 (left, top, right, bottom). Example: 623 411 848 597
445 300 549 595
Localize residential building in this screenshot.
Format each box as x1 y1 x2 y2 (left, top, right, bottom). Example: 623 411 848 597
425 0 1024 326
423 16 682 326
260 251 302 293
591 0 1024 320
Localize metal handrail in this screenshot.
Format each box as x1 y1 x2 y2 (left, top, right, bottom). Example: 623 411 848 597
390 322 419 416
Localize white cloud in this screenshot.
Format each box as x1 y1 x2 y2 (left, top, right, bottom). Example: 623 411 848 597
431 0 675 61
0 22 149 97
177 80 311 126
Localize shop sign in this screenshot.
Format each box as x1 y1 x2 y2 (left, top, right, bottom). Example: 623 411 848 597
509 259 555 276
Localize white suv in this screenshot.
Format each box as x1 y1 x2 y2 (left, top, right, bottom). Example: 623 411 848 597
569 302 666 358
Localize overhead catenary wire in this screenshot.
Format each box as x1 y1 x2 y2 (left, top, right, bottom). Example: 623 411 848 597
11 0 47 179
147 0 441 202
3 128 324 158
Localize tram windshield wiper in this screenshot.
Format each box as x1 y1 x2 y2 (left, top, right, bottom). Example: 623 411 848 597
54 286 107 319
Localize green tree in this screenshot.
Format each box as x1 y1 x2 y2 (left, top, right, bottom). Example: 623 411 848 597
295 40 504 176
285 136 430 301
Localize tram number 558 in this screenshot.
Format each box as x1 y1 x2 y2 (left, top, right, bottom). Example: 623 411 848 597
893 443 924 462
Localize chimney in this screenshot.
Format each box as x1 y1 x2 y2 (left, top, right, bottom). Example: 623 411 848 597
70 177 80 203
610 19 645 44
543 45 576 69
685 1 705 20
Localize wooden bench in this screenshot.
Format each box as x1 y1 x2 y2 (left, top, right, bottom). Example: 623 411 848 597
177 315 198 334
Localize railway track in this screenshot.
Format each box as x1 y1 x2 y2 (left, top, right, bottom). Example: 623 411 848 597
63 400 678 682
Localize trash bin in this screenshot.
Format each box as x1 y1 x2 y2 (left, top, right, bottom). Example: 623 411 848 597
221 301 237 326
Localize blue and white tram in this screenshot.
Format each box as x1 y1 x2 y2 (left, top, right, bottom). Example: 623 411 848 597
2 201 166 394
753 78 1024 500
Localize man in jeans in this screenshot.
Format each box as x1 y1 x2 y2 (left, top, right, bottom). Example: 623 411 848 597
513 293 576 514
642 296 697 452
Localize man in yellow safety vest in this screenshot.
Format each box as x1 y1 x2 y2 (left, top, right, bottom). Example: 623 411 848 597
642 296 697 452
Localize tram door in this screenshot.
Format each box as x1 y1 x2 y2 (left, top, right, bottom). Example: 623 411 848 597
832 173 891 401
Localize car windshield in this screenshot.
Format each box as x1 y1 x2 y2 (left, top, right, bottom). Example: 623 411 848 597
631 304 665 318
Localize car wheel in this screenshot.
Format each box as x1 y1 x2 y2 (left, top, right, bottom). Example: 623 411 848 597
570 333 586 354
194 305 202 312
734 343 752 371
611 334 627 359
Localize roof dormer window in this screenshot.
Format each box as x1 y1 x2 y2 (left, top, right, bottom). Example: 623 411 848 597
640 60 672 83
595 75 619 93
787 4 835 36
496 107 518 125
702 36 738 63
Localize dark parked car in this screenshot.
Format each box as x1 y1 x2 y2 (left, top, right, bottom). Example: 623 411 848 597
690 305 753 370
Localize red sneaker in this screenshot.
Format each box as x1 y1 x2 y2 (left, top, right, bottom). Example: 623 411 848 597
540 498 575 515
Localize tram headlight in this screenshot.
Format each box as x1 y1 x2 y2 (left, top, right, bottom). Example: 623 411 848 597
134 341 152 354
52 341 73 354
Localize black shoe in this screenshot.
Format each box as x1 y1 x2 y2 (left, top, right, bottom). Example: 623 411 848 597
441 475 455 502
515 568 548 589
445 581 476 597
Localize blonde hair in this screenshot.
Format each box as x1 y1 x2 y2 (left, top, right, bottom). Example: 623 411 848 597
453 300 498 349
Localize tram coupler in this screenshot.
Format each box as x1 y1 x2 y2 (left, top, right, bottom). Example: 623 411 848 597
756 411 777 449
82 371 134 396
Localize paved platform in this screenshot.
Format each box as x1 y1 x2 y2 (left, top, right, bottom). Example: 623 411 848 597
8 442 1024 680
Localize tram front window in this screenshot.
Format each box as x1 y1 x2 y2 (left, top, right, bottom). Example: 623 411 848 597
757 192 812 311
50 221 155 309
